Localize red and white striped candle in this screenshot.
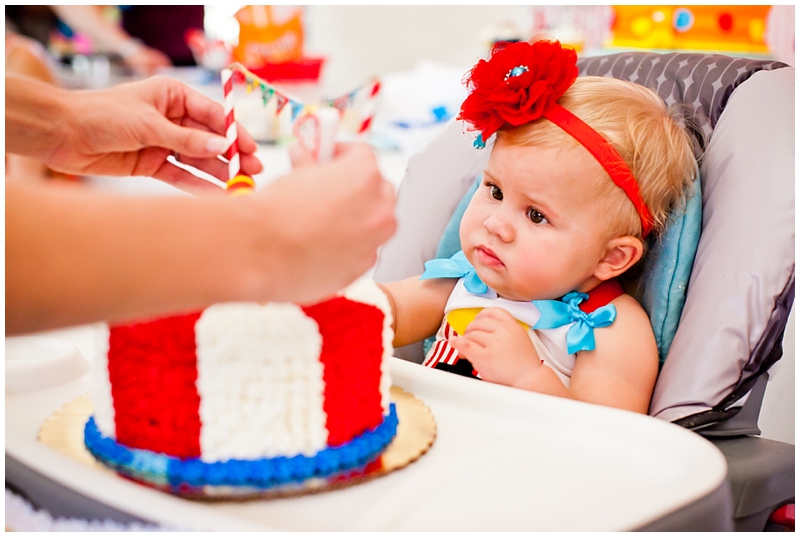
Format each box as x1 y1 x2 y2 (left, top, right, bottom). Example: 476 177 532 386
221 68 255 196
357 79 381 135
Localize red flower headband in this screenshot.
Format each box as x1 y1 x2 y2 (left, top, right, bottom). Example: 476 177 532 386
458 40 654 237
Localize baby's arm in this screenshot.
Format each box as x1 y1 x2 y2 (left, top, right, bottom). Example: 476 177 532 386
565 294 659 413
451 295 658 414
377 277 456 347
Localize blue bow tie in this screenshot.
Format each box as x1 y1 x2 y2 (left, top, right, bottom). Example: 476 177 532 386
422 251 617 354
420 250 488 294
533 292 617 354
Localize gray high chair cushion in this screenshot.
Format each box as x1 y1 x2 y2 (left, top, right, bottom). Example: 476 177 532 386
650 67 795 432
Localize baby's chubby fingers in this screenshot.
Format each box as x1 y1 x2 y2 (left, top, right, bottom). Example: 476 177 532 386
462 307 519 334
447 332 477 356
476 307 518 323
448 329 491 352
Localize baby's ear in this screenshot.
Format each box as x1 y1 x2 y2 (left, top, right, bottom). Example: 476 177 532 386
594 236 644 281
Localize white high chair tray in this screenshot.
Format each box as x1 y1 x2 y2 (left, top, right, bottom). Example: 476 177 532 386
6 325 727 531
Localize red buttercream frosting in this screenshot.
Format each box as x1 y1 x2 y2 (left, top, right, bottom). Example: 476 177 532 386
303 297 385 447
106 294 387 457
108 312 203 459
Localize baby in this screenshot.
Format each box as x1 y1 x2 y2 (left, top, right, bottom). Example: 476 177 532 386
379 40 696 414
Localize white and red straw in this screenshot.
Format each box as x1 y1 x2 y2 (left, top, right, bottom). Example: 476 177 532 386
221 68 240 181
221 68 255 196
357 79 381 135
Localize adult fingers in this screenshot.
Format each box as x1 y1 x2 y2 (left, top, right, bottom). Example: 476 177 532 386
171 155 229 183
147 114 231 160
171 152 262 184
239 153 264 176
149 160 226 195
233 122 259 155
288 141 316 168
175 82 260 155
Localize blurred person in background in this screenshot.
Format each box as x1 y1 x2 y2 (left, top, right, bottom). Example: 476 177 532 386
51 5 205 72
5 27 62 182
6 6 204 74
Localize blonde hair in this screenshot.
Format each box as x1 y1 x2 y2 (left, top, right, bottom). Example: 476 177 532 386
497 76 698 241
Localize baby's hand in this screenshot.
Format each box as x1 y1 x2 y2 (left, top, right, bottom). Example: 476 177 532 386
448 307 541 387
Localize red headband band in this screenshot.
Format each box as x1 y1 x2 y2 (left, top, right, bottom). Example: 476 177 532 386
458 39 654 237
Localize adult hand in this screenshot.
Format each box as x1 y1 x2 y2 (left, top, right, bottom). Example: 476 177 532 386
122 44 173 75
5 143 394 334
255 143 397 304
61 76 263 191
6 75 263 193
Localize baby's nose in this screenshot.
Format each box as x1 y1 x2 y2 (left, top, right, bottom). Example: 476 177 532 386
484 211 515 242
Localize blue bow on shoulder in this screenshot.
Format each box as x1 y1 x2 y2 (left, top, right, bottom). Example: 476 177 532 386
533 292 617 354
419 250 488 295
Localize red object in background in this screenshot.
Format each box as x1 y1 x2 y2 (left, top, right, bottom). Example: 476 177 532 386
718 13 733 32
769 504 795 531
248 57 325 82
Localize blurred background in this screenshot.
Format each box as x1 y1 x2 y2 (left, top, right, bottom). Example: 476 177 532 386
6 5 795 157
5 5 795 444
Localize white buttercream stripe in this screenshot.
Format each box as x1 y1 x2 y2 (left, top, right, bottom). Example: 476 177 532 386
195 303 327 462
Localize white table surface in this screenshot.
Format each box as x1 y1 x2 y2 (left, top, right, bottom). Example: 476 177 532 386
6 325 728 531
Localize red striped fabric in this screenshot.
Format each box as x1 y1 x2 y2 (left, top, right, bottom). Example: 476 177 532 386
424 322 462 368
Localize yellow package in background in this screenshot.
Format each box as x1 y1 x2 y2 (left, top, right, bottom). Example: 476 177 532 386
234 5 304 67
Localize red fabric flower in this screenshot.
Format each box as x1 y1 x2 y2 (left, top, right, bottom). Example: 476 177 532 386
458 40 578 144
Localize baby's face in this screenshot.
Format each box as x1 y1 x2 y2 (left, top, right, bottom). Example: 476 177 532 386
460 140 615 301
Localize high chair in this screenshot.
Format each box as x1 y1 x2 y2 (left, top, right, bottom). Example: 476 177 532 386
374 51 794 531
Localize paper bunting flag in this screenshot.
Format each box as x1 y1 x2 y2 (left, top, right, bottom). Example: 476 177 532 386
290 101 304 122
274 93 288 114
261 86 274 106
332 95 351 115
224 62 381 133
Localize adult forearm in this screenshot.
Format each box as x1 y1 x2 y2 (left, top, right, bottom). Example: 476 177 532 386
5 183 276 334
6 143 397 334
5 75 70 160
50 6 132 53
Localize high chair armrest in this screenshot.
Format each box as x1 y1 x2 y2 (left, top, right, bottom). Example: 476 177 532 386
709 436 795 531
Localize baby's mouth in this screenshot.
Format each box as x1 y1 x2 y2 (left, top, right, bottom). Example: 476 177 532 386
476 246 504 268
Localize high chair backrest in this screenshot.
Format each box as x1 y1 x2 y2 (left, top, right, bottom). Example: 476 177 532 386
374 51 794 435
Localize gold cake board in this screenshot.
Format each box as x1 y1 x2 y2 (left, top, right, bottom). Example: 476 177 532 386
38 386 436 501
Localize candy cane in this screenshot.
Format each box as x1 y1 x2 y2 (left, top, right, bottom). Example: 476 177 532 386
221 68 254 196
357 79 381 135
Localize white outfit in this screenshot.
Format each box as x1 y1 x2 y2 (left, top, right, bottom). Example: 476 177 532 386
423 278 576 387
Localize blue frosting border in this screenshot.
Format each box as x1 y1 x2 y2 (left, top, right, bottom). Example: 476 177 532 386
84 403 398 489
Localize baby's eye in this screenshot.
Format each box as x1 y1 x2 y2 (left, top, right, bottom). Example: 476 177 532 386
527 208 548 224
489 185 503 201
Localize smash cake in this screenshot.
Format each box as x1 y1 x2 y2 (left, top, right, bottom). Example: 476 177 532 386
83 278 398 491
